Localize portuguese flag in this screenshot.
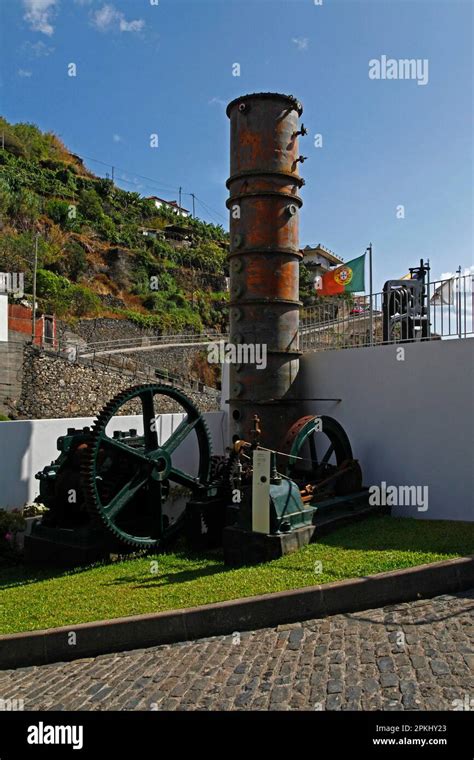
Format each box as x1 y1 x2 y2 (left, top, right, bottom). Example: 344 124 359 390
315 253 366 296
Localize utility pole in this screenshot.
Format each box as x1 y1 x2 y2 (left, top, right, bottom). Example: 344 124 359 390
179 186 182 213
111 165 115 183
191 193 195 218
32 233 39 344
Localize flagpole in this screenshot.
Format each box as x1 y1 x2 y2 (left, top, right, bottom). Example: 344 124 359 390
367 243 373 345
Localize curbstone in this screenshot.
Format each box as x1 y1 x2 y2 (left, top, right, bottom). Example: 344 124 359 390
1 555 473 670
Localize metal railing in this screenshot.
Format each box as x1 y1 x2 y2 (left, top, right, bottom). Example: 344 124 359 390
77 330 228 358
300 274 473 352
24 275 472 361
34 342 221 398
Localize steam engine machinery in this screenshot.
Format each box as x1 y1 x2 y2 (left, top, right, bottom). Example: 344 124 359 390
29 94 373 567
382 259 431 343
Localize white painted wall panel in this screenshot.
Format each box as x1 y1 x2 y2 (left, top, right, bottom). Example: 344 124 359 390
300 338 474 522
0 294 8 342
0 411 227 509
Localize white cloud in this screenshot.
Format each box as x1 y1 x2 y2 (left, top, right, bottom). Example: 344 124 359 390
439 265 474 280
119 18 144 33
23 40 54 57
23 0 57 36
18 69 33 77
112 133 122 142
91 4 144 33
91 3 116 30
209 97 226 107
292 37 309 51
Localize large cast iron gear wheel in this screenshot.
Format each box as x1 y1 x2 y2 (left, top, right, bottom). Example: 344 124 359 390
280 415 361 495
81 384 212 548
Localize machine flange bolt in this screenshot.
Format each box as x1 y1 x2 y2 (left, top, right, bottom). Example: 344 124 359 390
232 382 244 396
293 123 308 137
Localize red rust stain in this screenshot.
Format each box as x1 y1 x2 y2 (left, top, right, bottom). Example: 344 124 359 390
245 258 298 301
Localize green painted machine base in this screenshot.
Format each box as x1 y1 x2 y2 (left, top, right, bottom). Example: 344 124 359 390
24 525 110 567
223 490 381 567
223 523 317 567
311 490 386 534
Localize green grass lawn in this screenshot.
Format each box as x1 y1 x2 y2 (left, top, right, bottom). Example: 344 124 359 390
1 515 473 635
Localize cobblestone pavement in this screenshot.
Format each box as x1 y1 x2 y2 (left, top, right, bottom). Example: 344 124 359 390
1 591 473 711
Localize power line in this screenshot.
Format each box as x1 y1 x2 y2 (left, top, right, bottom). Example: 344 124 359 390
77 151 227 224
192 194 227 224
114 173 177 196
79 153 179 193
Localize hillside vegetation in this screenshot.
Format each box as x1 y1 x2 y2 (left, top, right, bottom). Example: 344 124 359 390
0 117 229 333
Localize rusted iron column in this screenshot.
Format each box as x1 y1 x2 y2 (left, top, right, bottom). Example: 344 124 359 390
226 92 305 449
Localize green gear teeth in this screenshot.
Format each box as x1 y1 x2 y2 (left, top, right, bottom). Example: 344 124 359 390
82 383 212 549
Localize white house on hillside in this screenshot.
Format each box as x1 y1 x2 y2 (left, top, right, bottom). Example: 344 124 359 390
148 196 190 218
301 243 344 274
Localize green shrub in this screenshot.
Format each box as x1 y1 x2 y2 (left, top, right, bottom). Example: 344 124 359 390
0 508 25 562
36 269 101 317
71 285 100 317
0 177 12 221
0 118 26 158
41 158 66 172
36 269 72 315
45 198 73 228
193 240 227 272
46 238 88 278
78 188 103 223
97 214 119 242
120 307 203 334
96 178 114 197
0 231 44 285
11 123 49 161
65 240 88 279
9 188 40 229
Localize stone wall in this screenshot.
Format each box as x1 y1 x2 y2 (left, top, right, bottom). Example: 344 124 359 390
0 331 28 416
57 315 226 344
57 317 222 386
57 317 157 344
17 346 220 420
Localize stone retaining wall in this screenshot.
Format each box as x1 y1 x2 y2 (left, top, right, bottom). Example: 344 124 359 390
17 346 220 419
57 318 222 386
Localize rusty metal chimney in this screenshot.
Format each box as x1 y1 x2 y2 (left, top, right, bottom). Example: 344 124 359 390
226 92 305 449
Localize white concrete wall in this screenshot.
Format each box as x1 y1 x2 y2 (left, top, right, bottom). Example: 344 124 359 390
2 339 472 523
299 338 474 522
0 294 7 342
0 411 227 509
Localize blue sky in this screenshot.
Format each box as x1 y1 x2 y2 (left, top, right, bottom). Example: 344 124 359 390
0 0 472 289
